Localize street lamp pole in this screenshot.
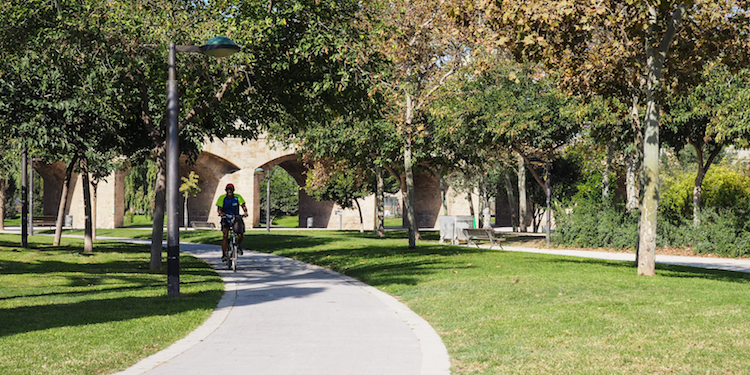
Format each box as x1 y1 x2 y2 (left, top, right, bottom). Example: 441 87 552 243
166 42 180 297
266 173 271 233
21 147 27 248
165 37 240 298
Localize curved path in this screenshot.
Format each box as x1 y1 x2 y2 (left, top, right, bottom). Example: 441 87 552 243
113 241 451 375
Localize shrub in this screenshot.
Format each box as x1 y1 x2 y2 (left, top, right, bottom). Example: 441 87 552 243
660 165 750 220
553 199 638 250
659 208 750 257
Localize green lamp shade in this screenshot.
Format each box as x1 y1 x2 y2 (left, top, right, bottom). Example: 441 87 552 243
199 36 241 58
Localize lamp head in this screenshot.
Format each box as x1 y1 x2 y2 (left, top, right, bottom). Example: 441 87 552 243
199 37 241 58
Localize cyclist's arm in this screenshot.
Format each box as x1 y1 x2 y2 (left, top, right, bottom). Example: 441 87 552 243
216 195 226 217
241 203 249 217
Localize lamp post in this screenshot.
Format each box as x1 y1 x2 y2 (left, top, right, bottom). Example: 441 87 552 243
266 171 271 233
254 167 270 232
167 37 240 297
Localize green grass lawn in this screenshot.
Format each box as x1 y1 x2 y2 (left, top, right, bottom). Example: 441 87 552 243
4 229 750 374
198 230 750 374
0 234 223 375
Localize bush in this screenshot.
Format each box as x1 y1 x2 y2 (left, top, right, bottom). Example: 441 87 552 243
553 199 639 250
660 165 750 220
659 208 750 257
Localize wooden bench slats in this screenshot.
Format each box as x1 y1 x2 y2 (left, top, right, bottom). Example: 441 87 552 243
31 215 57 226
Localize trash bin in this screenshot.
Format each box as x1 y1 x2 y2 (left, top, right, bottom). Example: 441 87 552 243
64 215 73 227
306 216 313 228
439 216 473 244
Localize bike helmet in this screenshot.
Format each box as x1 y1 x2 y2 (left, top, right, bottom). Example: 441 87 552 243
225 183 235 191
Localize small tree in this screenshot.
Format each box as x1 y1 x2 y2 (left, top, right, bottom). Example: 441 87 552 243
179 171 201 228
260 167 299 226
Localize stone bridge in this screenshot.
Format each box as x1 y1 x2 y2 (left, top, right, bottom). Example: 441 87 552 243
35 135 480 230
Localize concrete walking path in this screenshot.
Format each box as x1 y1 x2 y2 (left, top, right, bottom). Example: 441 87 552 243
112 240 451 375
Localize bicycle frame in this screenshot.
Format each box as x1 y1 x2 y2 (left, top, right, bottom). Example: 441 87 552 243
224 214 240 272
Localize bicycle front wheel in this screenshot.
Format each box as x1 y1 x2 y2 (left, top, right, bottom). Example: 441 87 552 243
230 236 238 272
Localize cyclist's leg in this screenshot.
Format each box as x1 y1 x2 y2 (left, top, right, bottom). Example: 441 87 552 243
221 227 230 261
236 218 245 254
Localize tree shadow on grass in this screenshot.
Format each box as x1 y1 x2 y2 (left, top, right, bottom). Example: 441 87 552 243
245 234 341 253
532 255 750 284
0 289 222 338
268 241 489 288
1 248 216 277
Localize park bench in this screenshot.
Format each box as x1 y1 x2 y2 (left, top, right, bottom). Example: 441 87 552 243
191 221 216 230
462 228 505 249
32 215 57 226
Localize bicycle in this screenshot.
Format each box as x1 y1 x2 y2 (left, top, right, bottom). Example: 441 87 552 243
223 214 241 272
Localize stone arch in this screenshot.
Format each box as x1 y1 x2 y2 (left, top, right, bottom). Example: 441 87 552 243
33 161 72 216
252 154 334 228
51 134 471 231
179 152 241 225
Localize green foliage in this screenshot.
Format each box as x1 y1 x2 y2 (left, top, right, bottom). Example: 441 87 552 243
557 164 750 257
260 166 299 223
124 160 157 217
306 166 368 210
553 199 639 250
659 208 750 257
179 171 201 198
660 165 750 220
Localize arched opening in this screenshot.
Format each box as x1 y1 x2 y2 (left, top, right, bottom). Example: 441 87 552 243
254 155 334 229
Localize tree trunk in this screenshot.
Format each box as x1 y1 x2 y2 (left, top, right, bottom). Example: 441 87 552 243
545 162 552 245
92 181 98 242
692 144 721 226
517 153 527 232
183 194 189 229
625 152 639 212
0 179 6 231
21 147 27 248
466 185 475 223
603 141 613 202
627 93 642 212
502 171 518 231
480 174 491 229
439 169 449 216
355 198 364 233
81 159 94 254
375 166 385 237
404 134 418 248
54 155 78 246
151 146 167 270
637 3 686 276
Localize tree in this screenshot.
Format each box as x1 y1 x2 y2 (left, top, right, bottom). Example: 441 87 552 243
0 0 373 266
483 0 749 275
434 61 582 242
662 63 750 226
279 114 402 236
0 0 143 252
179 171 201 228
362 0 477 248
305 157 369 232
260 166 299 225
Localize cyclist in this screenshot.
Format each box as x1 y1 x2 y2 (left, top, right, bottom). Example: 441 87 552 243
216 183 249 262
